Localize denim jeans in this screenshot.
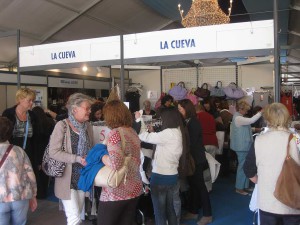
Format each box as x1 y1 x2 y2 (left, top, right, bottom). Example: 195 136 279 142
0 199 29 225
151 183 178 225
235 151 249 190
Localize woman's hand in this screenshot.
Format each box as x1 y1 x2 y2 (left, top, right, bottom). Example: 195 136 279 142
134 111 141 120
76 156 87 166
29 197 37 212
102 155 111 166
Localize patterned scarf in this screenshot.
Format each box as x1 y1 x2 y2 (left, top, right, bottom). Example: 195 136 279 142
68 113 90 156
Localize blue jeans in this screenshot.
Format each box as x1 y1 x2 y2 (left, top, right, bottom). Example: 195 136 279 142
235 151 249 190
151 183 178 225
0 199 29 225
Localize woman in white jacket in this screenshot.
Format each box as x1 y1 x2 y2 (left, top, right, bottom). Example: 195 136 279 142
138 107 186 225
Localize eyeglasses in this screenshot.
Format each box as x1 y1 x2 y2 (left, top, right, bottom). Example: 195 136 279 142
78 106 91 112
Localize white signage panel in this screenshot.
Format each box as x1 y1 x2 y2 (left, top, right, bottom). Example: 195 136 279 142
20 36 120 68
124 20 274 59
48 77 83 88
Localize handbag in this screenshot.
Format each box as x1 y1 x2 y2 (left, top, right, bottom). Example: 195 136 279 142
42 120 67 177
223 82 244 99
186 90 198 106
168 82 187 100
210 81 225 97
273 134 300 209
194 83 210 98
94 128 131 188
0 145 14 169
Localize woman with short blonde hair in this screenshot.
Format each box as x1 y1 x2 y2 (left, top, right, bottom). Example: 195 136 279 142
244 103 300 224
230 100 262 195
263 102 291 129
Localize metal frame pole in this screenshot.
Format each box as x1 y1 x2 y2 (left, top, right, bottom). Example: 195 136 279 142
274 0 280 102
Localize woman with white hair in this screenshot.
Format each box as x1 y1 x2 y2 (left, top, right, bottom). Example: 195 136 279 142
49 93 95 225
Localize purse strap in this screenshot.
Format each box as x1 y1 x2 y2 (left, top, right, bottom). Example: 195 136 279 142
201 83 208 89
22 113 29 149
0 144 14 169
177 81 185 88
216 81 222 88
286 134 294 159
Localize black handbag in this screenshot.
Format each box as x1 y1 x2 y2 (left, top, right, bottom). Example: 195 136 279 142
194 83 210 98
42 120 67 177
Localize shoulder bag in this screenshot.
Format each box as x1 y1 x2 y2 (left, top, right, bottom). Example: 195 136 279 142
194 83 210 98
273 134 300 209
223 82 244 99
42 120 67 177
168 81 188 101
94 128 131 188
210 81 225 97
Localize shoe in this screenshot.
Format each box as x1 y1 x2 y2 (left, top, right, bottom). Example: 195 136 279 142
245 187 254 192
197 216 213 225
235 189 249 196
182 212 198 220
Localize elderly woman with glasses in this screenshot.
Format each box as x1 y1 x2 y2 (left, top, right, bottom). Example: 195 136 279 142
48 93 95 225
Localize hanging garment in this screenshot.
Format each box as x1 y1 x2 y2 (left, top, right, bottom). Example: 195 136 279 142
281 92 293 115
125 91 141 113
253 92 270 108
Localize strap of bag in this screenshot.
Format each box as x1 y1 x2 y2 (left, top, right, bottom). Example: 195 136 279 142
0 145 14 169
286 134 294 159
201 83 208 89
177 81 185 88
22 112 29 149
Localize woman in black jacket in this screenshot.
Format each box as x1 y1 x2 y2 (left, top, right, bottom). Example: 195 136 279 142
178 99 212 225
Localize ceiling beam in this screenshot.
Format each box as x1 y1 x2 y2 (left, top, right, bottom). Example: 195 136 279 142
40 0 105 44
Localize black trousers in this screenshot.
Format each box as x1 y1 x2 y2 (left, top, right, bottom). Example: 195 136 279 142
260 209 300 225
187 163 212 217
97 197 139 225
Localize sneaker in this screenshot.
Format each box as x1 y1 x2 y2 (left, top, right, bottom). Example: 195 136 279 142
197 216 213 225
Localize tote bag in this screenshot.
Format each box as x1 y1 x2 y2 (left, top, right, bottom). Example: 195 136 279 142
223 82 244 99
211 81 225 97
168 82 187 100
273 134 300 209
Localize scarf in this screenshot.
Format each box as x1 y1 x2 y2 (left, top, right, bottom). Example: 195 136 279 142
68 113 90 157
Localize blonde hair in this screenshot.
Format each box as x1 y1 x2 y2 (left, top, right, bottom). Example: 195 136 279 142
236 100 251 111
263 103 291 129
16 88 36 104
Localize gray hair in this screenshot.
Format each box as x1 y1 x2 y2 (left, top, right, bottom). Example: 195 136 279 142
66 93 95 113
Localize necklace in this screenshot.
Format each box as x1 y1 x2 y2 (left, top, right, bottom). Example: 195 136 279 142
16 108 27 121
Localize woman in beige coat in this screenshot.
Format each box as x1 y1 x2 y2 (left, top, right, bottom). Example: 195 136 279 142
49 93 94 225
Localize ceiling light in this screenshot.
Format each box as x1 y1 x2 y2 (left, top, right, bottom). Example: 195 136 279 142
82 66 88 72
178 0 233 27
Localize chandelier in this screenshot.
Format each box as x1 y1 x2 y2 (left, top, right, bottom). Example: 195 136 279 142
178 0 233 27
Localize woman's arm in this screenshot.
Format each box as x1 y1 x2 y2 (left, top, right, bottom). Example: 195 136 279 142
48 121 81 164
235 112 262 127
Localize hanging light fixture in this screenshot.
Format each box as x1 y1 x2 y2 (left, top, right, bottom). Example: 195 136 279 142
178 0 233 27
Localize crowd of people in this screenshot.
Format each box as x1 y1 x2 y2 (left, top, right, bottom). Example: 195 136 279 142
0 87 300 225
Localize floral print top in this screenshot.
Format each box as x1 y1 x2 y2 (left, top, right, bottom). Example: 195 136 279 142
100 127 142 202
0 141 37 202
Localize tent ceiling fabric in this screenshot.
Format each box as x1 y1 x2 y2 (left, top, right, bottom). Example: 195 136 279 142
0 0 299 75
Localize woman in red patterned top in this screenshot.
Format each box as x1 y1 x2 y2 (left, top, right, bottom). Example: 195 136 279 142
98 100 142 225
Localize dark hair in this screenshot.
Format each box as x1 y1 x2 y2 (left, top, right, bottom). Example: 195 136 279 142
89 102 104 122
161 94 174 106
160 107 183 130
0 117 13 142
32 106 55 136
178 99 196 119
103 100 133 129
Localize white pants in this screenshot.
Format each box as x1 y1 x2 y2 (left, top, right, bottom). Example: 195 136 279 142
61 189 85 225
